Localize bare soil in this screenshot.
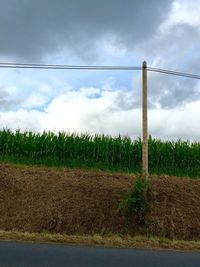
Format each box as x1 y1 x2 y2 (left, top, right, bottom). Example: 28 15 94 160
0 163 199 240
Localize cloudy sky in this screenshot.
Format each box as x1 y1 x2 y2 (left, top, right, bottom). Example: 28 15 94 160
0 0 200 140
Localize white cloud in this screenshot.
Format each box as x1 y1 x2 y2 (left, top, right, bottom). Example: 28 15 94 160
22 93 48 109
38 84 52 94
0 109 44 132
101 36 126 57
149 101 200 140
163 0 200 29
0 86 199 141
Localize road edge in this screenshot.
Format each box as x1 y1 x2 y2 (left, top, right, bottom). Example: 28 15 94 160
0 231 199 252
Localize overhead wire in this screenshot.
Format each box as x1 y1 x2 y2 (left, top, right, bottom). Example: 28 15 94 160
0 62 141 71
0 62 200 80
147 67 200 80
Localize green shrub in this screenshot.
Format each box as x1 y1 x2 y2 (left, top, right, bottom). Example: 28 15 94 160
117 177 152 225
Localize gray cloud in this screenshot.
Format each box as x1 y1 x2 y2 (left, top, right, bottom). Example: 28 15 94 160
0 0 173 61
1 0 199 113
0 87 9 108
140 23 200 64
0 86 22 110
148 73 198 109
136 22 200 108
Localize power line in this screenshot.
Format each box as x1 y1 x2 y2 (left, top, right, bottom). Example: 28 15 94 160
147 67 200 80
0 62 200 80
0 62 141 71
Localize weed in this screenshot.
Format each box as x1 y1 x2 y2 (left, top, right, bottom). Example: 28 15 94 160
117 177 152 226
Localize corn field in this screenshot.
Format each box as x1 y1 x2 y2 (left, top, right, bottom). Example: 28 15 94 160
0 129 199 178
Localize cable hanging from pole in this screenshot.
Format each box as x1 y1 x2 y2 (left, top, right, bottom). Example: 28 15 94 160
0 62 200 80
147 67 200 80
0 62 141 71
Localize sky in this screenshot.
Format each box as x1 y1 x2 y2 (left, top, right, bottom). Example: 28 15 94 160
0 0 200 140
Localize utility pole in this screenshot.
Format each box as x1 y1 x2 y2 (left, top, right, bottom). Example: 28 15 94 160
142 61 148 180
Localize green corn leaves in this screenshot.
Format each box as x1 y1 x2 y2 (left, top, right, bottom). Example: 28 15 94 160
0 129 199 178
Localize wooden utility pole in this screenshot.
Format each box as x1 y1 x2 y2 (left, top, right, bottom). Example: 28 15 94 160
142 61 148 180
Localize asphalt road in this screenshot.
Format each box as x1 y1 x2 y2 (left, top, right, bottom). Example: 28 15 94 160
0 241 200 267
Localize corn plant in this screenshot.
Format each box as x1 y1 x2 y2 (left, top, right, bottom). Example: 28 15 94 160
0 129 199 178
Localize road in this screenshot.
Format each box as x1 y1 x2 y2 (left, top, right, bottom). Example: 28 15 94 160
0 241 199 267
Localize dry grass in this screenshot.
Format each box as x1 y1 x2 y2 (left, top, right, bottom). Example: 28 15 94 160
0 231 200 252
1 163 200 240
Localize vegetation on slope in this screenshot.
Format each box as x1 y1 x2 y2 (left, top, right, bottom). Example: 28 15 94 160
0 163 200 240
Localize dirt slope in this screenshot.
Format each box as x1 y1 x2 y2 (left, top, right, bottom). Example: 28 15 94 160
0 163 199 240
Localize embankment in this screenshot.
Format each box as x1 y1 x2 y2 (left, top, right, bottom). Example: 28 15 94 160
0 163 199 240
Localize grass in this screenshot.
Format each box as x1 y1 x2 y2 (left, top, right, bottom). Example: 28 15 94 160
0 129 199 178
0 231 200 252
